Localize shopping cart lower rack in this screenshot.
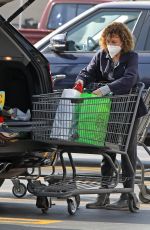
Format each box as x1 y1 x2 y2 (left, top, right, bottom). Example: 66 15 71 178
30 83 144 215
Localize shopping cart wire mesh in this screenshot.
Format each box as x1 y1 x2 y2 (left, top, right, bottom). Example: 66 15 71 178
32 87 141 152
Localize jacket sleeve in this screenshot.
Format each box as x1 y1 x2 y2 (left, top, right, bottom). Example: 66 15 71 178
108 52 139 94
76 51 102 86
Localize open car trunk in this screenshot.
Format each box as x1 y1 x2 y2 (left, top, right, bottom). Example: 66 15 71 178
0 60 34 134
0 1 53 179
0 60 33 113
0 59 53 178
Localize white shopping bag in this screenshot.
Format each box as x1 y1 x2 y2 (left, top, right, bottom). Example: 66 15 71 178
50 88 81 140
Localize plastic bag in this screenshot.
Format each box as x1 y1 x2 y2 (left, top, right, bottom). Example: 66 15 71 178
11 108 31 121
76 93 111 146
50 88 81 140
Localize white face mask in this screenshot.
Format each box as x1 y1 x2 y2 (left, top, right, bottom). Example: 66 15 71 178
107 45 121 58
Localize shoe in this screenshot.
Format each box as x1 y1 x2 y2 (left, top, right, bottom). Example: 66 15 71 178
86 194 110 209
105 197 129 211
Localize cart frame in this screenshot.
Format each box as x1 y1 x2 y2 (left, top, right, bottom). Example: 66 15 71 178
136 87 150 203
30 83 144 214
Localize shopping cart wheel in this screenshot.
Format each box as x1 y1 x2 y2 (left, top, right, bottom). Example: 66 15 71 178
36 196 49 214
128 193 140 213
138 185 150 203
12 183 27 198
75 195 80 208
67 197 77 215
139 192 150 203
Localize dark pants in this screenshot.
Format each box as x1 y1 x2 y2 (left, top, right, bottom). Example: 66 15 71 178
101 119 139 189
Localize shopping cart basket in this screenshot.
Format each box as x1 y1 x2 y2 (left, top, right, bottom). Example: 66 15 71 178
136 87 150 203
30 83 144 214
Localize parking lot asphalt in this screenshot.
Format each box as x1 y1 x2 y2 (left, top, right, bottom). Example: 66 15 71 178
0 146 150 230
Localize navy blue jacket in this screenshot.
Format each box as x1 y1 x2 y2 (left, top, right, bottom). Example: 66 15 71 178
76 50 147 117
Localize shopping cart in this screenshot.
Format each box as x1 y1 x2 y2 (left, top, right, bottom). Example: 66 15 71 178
136 87 150 203
29 83 144 214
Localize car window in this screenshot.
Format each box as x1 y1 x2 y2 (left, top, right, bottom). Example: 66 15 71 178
47 3 94 30
77 4 95 15
66 10 141 52
144 28 150 50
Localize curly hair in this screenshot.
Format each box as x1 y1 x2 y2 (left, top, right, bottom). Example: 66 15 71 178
100 22 135 53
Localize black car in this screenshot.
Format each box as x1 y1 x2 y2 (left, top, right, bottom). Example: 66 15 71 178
35 1 150 90
0 0 53 187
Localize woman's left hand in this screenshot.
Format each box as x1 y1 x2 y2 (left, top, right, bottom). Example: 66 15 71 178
92 89 103 96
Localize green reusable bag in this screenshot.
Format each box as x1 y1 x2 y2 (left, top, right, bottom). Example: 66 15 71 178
76 93 111 146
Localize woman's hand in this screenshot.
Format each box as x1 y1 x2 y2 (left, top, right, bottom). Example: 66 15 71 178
92 88 103 96
75 79 84 86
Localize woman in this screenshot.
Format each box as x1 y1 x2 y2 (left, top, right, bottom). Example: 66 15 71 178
75 22 147 210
